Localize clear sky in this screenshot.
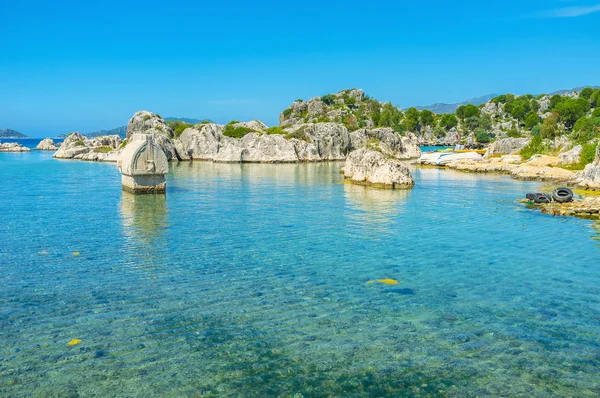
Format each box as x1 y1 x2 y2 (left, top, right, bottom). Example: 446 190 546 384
1 0 599 137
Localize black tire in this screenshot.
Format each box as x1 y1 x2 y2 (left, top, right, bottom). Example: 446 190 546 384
533 193 551 204
526 193 535 200
552 187 573 203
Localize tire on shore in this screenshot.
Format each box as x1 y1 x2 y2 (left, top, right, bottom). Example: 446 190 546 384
552 187 573 203
533 193 551 204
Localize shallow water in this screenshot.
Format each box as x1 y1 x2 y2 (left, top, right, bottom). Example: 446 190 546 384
1 151 600 397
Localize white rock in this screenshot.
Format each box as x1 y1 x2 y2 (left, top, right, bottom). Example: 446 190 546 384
35 138 57 151
341 148 414 188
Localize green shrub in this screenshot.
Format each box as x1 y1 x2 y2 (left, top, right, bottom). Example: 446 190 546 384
266 126 286 135
167 120 193 138
580 143 599 166
580 87 594 100
222 124 257 138
456 104 480 120
440 114 458 130
475 130 491 143
531 125 541 136
525 111 541 129
554 98 591 128
74 140 86 147
282 108 293 119
506 129 522 138
520 135 549 159
295 99 303 103
540 113 560 139
94 146 113 153
344 97 356 106
592 108 600 118
284 126 311 142
119 139 128 149
321 94 336 105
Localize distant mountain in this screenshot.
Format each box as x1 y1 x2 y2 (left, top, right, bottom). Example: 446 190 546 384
164 117 213 124
416 94 498 114
0 128 29 138
416 85 600 114
86 126 127 138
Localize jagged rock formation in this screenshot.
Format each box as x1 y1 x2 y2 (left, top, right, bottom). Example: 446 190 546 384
279 89 371 128
53 132 122 161
484 138 530 158
35 138 58 151
0 140 31 152
577 143 600 189
558 145 582 165
125 111 188 161
178 121 421 163
349 128 421 159
341 148 414 188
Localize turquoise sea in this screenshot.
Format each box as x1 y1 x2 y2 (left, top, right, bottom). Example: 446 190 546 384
1 150 600 397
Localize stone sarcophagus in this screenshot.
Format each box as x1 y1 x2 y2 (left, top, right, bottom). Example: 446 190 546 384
118 134 168 194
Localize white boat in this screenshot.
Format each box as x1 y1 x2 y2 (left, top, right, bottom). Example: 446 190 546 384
419 151 484 165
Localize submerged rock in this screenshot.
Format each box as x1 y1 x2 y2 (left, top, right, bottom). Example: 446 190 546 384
35 138 58 151
341 148 414 189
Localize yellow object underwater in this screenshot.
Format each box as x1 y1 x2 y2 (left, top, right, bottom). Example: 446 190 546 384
72 252 80 256
67 339 82 346
367 279 399 285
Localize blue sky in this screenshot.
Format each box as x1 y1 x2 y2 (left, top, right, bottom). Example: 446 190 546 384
1 0 599 137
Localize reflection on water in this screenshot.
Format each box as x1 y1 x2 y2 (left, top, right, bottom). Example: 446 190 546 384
343 182 411 235
120 192 169 270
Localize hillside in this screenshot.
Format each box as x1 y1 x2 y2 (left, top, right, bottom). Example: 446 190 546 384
86 126 127 138
0 128 29 138
416 94 498 114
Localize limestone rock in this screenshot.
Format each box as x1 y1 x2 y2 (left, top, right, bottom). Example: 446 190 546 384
35 138 57 151
558 145 582 165
349 128 421 159
341 148 414 189
485 138 530 158
0 140 31 152
126 111 174 140
442 128 460 146
118 134 169 193
53 132 121 161
576 143 600 189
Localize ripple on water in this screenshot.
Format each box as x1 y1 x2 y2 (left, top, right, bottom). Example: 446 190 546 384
1 153 600 397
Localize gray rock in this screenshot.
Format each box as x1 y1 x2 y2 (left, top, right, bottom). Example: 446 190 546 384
442 128 460 146
349 128 421 159
53 132 122 161
307 98 325 117
485 138 530 158
0 140 31 152
558 145 582 165
341 148 414 189
35 138 57 151
577 143 600 189
288 123 351 160
126 111 173 140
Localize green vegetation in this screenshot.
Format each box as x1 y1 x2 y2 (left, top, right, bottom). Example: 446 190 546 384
266 126 286 135
520 135 550 160
119 139 128 149
321 94 336 105
73 140 86 147
554 97 591 128
167 120 193 138
284 126 310 142
282 108 293 119
525 111 540 129
222 122 258 138
456 104 480 120
440 114 458 130
94 146 113 153
475 130 491 143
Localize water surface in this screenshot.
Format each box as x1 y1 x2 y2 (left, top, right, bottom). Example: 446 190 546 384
1 151 600 397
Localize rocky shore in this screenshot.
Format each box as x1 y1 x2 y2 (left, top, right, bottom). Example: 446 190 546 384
0 140 30 152
520 195 600 220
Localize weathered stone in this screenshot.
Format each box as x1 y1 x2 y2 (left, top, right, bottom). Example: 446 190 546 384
558 145 582 165
126 111 173 140
484 138 530 158
35 138 57 151
349 128 421 159
341 148 414 189
53 132 122 161
0 140 31 152
118 134 168 193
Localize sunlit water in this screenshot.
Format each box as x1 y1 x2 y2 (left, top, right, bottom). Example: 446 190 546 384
1 151 600 397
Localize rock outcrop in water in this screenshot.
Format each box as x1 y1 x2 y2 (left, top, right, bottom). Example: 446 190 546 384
341 148 414 188
0 140 31 152
125 111 188 161
35 138 58 151
53 132 122 161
